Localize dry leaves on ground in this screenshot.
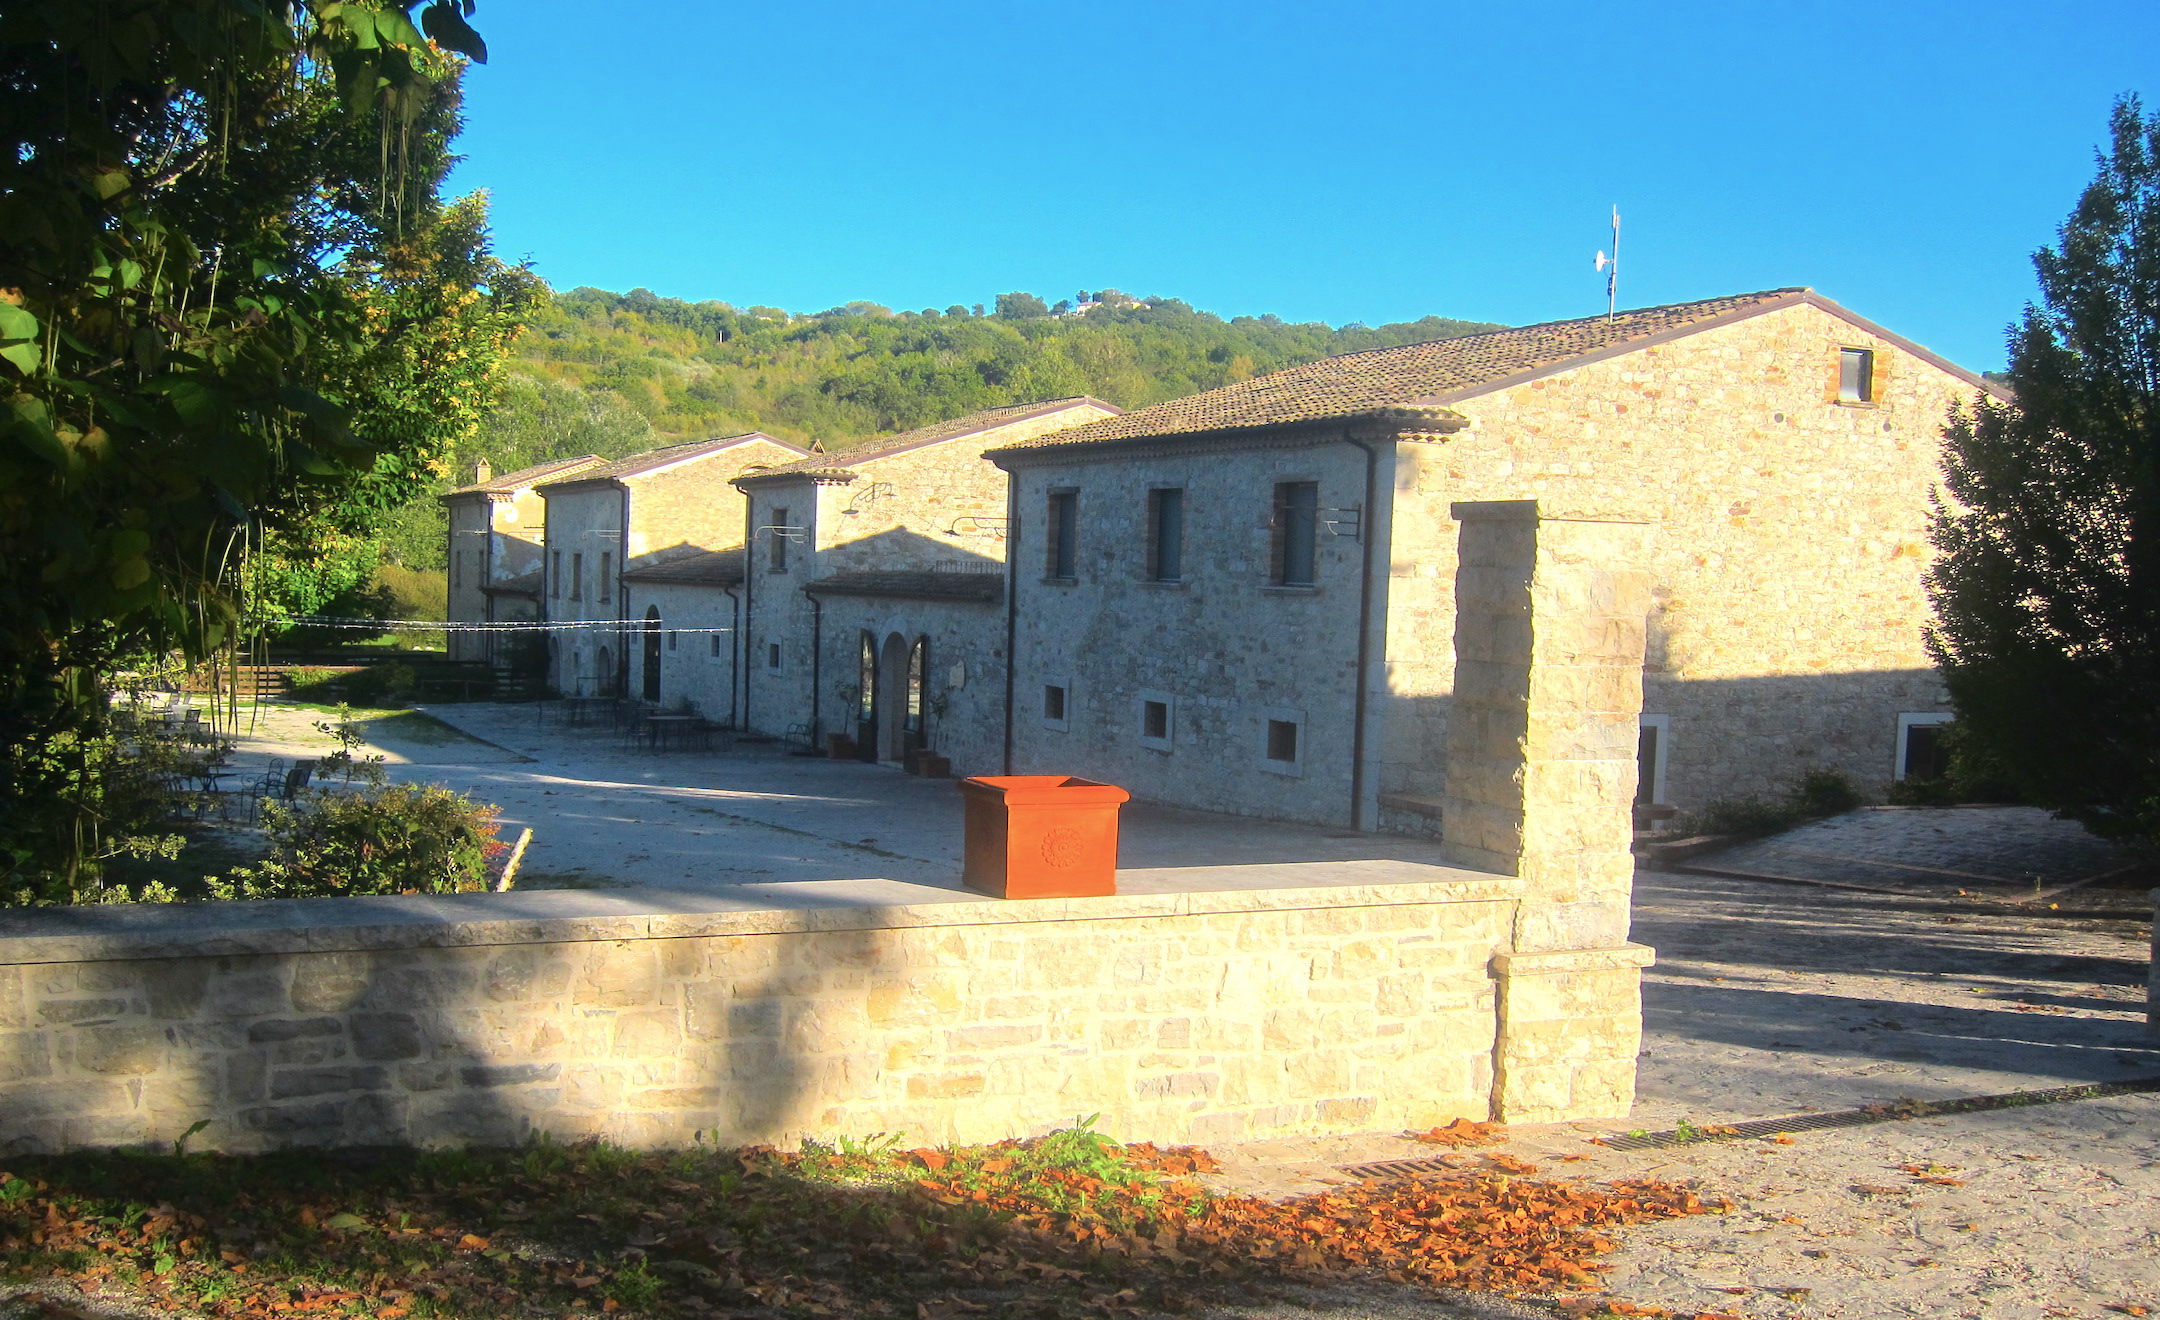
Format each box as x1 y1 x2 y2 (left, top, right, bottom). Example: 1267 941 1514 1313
0 1125 1725 1320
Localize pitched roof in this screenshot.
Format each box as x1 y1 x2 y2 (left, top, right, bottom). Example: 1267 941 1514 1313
988 290 1840 452
803 569 1003 604
736 398 1118 485
618 548 746 587
537 433 806 489
442 455 605 499
479 567 544 598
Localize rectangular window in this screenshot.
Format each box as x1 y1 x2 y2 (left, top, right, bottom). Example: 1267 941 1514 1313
1896 712 1954 780
1273 481 1319 586
1637 715 1671 805
1839 348 1875 403
1137 688 1174 751
1044 685 1066 721
550 550 562 598
452 550 463 590
1266 719 1298 763
710 634 721 659
1148 488 1184 581
570 552 584 602
1046 490 1078 579
598 551 612 604
770 508 790 573
767 641 782 671
667 630 677 651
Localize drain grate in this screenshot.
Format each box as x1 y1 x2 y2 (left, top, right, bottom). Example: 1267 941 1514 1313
1592 1076 2160 1151
1340 1156 1476 1180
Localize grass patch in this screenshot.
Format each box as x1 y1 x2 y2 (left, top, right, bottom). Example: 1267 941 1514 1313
0 1127 1724 1319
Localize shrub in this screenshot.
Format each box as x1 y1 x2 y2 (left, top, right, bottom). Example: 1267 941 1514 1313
215 781 503 899
338 662 416 706
1671 767 1865 841
2 728 189 906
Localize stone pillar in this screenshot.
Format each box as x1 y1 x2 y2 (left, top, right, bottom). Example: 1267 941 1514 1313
1442 500 1658 1124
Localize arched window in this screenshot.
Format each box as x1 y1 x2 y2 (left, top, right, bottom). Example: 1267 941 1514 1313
857 632 876 724
905 636 929 739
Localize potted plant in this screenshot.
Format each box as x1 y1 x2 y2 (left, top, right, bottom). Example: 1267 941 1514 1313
957 775 1129 899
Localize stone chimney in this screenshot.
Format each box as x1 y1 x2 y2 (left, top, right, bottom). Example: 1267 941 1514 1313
473 458 493 484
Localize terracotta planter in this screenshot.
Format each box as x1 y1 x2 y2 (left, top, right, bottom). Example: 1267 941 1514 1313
959 775 1129 899
827 733 857 759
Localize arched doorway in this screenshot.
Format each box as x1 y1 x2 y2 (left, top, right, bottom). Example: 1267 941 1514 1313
876 633 910 762
642 606 662 702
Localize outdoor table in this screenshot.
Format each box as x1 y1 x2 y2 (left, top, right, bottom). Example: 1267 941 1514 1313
563 697 614 728
640 714 703 752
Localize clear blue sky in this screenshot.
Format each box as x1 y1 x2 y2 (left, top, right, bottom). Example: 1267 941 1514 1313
448 0 2160 371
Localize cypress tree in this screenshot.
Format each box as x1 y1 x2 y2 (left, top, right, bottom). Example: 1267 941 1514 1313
1927 96 2160 843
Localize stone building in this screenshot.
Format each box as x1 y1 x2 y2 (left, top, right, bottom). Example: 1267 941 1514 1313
438 456 604 663
986 288 1997 830
731 398 1117 771
536 434 805 697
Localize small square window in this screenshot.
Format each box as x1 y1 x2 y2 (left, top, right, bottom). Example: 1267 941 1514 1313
1839 348 1874 403
1142 700 1168 740
1044 685 1066 721
1266 719 1298 763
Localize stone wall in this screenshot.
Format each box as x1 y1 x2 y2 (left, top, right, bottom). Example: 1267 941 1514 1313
1003 442 1372 826
0 870 1521 1155
624 581 740 723
808 595 1007 777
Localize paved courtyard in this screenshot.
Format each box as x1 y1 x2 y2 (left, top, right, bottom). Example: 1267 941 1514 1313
220 701 2158 1319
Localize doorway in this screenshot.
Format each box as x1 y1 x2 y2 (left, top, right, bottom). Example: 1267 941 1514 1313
856 632 878 762
876 633 910 762
641 607 662 702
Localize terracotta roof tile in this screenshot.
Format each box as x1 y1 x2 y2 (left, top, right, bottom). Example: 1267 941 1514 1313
988 290 1811 451
803 569 1003 603
443 455 605 498
537 433 806 488
739 398 1118 483
618 548 746 587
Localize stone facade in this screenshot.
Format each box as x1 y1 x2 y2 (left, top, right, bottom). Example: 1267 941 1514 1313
538 436 802 697
735 400 1116 752
439 458 604 664
992 294 1991 828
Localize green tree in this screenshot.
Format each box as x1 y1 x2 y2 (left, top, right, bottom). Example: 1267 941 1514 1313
994 291 1051 319
0 0 522 898
1927 96 2160 843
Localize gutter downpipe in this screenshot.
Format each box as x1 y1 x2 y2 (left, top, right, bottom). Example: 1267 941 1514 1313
722 585 741 728
1000 458 1021 774
808 592 823 750
739 484 756 733
616 483 632 699
1343 433 1381 833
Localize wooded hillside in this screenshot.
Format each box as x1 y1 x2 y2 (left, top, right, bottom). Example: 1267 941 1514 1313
382 288 1503 568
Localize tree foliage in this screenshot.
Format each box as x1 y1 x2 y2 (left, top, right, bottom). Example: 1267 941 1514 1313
1927 96 2160 843
0 0 524 897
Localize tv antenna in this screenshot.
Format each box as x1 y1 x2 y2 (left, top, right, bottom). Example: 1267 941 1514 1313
1593 206 1620 319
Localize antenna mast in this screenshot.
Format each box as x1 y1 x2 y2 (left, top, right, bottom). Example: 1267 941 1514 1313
1593 206 1620 320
